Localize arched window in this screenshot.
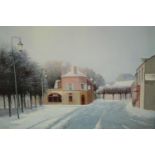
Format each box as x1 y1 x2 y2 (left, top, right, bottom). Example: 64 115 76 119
48 93 62 103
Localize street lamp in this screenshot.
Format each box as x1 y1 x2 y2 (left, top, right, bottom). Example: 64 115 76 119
11 36 23 119
41 69 47 105
17 40 23 52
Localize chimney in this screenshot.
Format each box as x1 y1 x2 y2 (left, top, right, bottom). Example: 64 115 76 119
72 66 77 74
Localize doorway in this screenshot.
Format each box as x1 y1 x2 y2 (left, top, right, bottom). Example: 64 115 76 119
48 93 62 103
81 95 85 105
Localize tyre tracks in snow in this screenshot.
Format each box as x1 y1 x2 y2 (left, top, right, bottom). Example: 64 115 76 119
95 105 115 129
28 107 81 129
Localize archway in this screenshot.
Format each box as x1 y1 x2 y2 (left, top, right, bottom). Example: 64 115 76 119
48 93 62 103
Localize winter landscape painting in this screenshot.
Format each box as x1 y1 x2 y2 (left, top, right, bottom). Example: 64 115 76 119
0 26 155 129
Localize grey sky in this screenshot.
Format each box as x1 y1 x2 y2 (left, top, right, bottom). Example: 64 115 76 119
0 26 155 82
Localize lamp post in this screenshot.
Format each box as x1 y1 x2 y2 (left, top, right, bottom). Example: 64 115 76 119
11 36 23 119
41 69 47 105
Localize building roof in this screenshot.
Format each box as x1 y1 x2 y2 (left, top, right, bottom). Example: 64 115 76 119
62 71 87 78
136 55 155 72
97 80 134 93
113 80 134 88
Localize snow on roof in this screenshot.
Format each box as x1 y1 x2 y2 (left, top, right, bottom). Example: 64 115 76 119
97 80 134 92
62 71 87 78
96 86 105 93
113 80 134 88
62 66 87 78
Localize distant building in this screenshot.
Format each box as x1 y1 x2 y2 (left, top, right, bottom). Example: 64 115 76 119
132 55 155 110
44 66 95 105
97 80 133 100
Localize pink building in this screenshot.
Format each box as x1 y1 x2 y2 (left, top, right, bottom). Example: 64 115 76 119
45 66 95 105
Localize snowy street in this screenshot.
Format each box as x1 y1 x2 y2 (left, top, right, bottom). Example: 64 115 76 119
0 99 155 129
51 100 155 129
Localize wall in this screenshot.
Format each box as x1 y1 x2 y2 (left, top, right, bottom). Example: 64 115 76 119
45 89 94 105
144 81 155 110
144 56 155 110
63 91 81 105
61 76 87 91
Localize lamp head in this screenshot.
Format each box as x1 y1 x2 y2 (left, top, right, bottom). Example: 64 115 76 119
17 40 23 52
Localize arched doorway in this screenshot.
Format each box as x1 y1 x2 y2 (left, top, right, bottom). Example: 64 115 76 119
81 95 85 105
48 93 62 103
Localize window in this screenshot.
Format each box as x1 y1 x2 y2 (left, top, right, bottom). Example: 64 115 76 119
84 84 87 90
81 83 87 90
69 84 72 90
81 84 84 90
65 84 74 90
68 93 73 102
88 85 91 90
65 84 68 90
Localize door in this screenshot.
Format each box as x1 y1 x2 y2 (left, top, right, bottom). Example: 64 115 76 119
81 95 85 105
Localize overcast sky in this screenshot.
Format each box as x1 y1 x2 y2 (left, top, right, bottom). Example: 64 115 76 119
0 26 155 82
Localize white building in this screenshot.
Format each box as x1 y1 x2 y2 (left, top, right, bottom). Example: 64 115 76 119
132 55 155 110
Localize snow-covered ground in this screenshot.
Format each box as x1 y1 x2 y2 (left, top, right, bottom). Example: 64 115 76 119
0 105 80 129
0 99 155 129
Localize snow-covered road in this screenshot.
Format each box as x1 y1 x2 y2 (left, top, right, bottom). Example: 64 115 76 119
0 99 155 129
51 100 155 129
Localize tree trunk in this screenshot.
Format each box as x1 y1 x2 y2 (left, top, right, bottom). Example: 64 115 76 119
34 95 37 107
3 95 6 109
13 95 16 108
23 94 26 108
120 93 122 100
39 95 42 106
112 94 114 100
7 95 12 117
17 95 20 108
30 93 32 109
20 94 24 113
103 93 105 99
